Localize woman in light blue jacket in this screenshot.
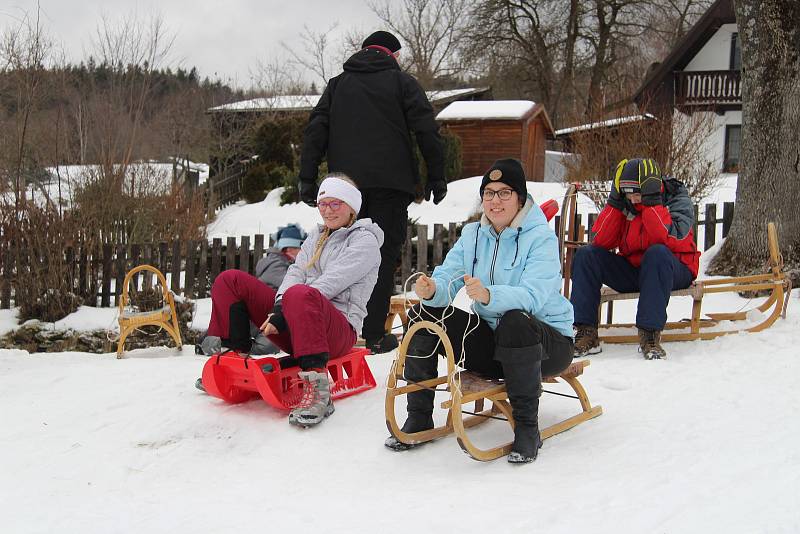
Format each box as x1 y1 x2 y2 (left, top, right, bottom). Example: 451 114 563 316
385 159 574 464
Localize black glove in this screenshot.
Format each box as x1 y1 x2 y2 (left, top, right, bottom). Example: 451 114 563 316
640 173 663 206
607 180 626 211
299 181 318 206
425 180 447 205
267 301 287 333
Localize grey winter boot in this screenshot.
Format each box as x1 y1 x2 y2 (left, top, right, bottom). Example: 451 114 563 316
495 344 544 464
289 369 334 427
197 335 222 356
385 333 440 451
638 328 667 360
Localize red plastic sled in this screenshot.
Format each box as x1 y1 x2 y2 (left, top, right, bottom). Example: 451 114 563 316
200 348 376 410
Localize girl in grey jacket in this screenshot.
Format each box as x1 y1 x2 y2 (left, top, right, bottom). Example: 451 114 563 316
205 175 383 427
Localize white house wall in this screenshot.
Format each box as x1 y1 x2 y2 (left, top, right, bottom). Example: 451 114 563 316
673 109 741 172
685 23 738 71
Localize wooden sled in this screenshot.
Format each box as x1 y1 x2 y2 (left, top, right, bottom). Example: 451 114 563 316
117 264 182 358
597 222 791 343
385 321 603 462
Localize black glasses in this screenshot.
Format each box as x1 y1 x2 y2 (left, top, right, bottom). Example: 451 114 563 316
482 188 515 201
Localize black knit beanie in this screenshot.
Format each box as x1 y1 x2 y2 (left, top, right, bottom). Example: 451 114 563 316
362 31 402 53
480 159 527 200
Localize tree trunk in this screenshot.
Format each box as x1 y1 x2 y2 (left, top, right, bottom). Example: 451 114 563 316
709 0 800 280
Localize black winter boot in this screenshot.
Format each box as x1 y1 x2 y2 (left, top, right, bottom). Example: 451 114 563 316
385 333 440 451
223 301 253 353
495 344 544 464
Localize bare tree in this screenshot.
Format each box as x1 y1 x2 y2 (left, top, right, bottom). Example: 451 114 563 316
249 57 305 97
644 0 713 57
368 0 471 88
466 0 711 123
85 12 174 191
582 0 650 116
709 0 800 278
467 1 583 124
0 5 52 207
280 23 343 88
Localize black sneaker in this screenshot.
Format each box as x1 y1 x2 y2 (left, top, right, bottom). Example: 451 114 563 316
366 333 399 354
195 377 206 393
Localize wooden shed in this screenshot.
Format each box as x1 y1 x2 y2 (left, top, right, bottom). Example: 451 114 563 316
436 100 554 181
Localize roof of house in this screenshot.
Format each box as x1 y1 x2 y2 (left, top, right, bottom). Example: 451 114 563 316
436 100 555 135
208 87 491 113
633 0 735 105
554 113 656 137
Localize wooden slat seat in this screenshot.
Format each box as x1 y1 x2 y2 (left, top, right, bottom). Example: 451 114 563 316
386 321 602 462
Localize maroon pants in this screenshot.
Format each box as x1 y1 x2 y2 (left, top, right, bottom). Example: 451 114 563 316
207 270 356 364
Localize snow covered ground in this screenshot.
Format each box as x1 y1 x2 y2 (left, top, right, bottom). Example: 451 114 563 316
4 172 798 532
1 286 799 533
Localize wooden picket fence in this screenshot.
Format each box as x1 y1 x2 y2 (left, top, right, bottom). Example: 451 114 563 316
0 201 735 310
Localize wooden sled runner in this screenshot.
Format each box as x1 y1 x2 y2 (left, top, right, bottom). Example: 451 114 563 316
201 348 376 410
386 321 603 461
597 222 791 343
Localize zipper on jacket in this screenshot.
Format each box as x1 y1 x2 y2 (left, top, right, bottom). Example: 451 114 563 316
489 233 501 285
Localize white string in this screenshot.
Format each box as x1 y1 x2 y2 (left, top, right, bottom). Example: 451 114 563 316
401 271 483 397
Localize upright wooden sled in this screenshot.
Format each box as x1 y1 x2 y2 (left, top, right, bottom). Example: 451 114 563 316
386 321 603 461
116 264 183 358
597 222 791 343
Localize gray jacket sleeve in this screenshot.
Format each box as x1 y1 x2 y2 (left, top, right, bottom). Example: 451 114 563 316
664 179 695 240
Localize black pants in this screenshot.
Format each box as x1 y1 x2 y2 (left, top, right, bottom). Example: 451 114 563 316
358 188 413 341
408 305 574 379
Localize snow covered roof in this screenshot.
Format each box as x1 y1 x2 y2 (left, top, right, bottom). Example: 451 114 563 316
554 113 657 136
208 87 490 113
208 95 321 113
436 100 537 121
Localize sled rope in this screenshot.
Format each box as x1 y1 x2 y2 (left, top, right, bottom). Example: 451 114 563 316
402 271 482 399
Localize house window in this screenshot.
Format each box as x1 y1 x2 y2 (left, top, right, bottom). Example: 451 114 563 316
730 32 741 70
724 125 741 172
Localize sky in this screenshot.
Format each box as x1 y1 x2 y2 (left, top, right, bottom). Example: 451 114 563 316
1 0 383 88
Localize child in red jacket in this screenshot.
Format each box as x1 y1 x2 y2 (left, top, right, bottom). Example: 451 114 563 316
571 158 701 359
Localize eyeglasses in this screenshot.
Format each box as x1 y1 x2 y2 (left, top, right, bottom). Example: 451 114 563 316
318 200 344 211
482 188 515 201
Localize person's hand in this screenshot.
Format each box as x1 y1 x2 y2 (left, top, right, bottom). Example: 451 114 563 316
299 180 318 206
607 179 626 211
463 275 490 304
425 180 447 205
415 274 437 299
261 316 278 336
639 167 663 206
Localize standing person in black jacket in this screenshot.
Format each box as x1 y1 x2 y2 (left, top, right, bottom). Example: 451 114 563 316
298 30 446 353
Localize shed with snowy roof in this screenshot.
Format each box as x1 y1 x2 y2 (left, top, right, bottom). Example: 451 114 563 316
436 100 554 182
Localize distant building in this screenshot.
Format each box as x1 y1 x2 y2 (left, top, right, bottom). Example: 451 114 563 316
207 87 492 116
206 87 493 182
436 100 554 181
633 0 740 173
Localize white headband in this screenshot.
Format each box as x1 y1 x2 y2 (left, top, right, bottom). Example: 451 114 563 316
317 176 362 214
